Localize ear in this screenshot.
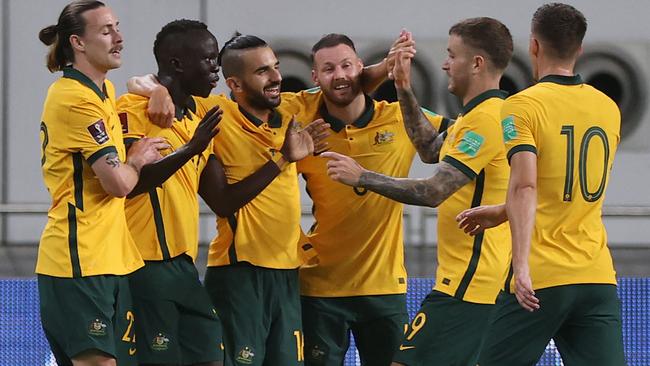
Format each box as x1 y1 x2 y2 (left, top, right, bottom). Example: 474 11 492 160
530 37 540 58
170 57 182 73
225 76 242 93
473 55 485 74
69 34 84 52
311 69 320 86
577 45 584 57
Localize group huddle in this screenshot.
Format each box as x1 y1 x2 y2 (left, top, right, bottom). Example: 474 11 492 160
36 1 625 366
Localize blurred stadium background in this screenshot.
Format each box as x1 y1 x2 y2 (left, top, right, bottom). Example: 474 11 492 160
1 0 648 364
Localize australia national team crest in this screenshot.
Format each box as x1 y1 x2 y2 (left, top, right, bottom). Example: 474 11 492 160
236 346 255 364
88 318 107 336
87 119 110 145
373 130 395 146
152 333 170 351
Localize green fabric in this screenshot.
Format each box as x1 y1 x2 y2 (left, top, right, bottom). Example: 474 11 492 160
393 290 496 366
479 284 625 366
128 255 223 364
301 294 408 366
38 274 136 366
204 263 303 366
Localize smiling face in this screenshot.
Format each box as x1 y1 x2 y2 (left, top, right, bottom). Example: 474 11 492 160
235 46 282 109
75 6 123 72
312 43 364 107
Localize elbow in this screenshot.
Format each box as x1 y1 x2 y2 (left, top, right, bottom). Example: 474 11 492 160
101 178 135 198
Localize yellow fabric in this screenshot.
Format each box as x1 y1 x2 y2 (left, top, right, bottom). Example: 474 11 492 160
289 89 447 297
196 94 303 269
435 91 511 304
503 76 619 290
117 94 212 262
37 70 143 277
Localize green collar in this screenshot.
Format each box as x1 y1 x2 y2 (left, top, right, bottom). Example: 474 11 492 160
539 74 583 85
320 94 375 132
174 97 197 121
238 105 283 128
62 67 107 101
461 89 508 115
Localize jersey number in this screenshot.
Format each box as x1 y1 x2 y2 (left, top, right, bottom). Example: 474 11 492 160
293 330 304 361
560 125 610 202
405 312 427 341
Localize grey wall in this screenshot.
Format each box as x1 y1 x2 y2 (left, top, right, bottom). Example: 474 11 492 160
1 0 648 246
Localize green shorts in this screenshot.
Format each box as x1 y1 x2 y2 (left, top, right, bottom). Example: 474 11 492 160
38 274 137 366
301 294 408 366
392 290 496 366
479 284 625 366
128 254 223 364
204 263 303 366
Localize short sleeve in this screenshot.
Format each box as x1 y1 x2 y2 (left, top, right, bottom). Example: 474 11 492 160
501 95 537 162
441 112 503 179
421 107 452 133
65 99 118 165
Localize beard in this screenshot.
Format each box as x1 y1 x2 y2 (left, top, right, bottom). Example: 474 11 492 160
242 81 282 110
321 77 363 108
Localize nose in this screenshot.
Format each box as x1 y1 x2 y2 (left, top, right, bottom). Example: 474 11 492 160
270 67 282 83
333 66 345 79
441 59 449 71
114 28 123 45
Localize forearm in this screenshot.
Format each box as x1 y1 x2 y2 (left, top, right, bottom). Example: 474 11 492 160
360 60 387 93
506 185 536 270
200 159 283 217
360 170 443 207
127 146 196 198
396 86 440 163
126 73 159 97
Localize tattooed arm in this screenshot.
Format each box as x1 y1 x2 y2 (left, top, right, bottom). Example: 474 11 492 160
392 41 444 163
322 152 471 207
91 137 169 197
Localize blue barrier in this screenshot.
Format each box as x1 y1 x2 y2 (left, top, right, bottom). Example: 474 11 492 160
1 278 648 365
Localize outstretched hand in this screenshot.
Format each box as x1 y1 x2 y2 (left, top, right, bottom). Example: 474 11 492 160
187 106 223 155
321 152 366 187
281 117 319 162
387 29 416 80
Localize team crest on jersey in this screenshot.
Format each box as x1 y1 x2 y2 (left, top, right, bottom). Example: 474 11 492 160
118 112 129 133
457 131 484 157
373 130 395 146
502 115 517 142
88 318 107 336
236 346 255 364
87 119 109 145
151 333 170 351
309 344 328 361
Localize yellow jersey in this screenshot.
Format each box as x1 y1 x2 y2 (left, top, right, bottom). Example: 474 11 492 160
196 95 303 269
117 94 213 262
289 89 448 297
37 67 143 278
436 90 511 304
503 74 619 290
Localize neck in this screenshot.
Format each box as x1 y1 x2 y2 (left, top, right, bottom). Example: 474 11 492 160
461 74 501 106
158 72 191 110
235 95 274 123
536 56 576 81
322 93 366 125
72 58 107 90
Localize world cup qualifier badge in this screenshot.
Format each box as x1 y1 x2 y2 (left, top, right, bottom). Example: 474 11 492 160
87 119 110 145
236 346 255 364
88 318 107 336
152 333 170 351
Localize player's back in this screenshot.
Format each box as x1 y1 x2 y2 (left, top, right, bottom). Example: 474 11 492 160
503 75 620 289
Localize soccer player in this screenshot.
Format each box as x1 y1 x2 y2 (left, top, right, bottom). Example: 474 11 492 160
117 20 223 366
294 33 448 366
324 18 513 366
36 1 168 366
457 4 626 365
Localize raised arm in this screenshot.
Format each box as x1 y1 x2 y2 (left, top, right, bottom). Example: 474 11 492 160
360 30 416 93
392 34 443 163
126 74 175 127
322 152 470 207
200 118 329 217
91 137 169 197
126 106 222 198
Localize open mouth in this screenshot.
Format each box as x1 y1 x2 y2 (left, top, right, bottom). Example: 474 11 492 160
110 47 122 58
333 82 351 92
264 85 280 98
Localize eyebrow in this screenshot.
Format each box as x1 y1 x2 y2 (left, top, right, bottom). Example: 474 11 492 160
254 61 279 73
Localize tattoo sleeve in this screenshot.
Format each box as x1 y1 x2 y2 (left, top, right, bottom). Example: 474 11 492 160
105 153 121 168
358 161 471 207
397 87 445 163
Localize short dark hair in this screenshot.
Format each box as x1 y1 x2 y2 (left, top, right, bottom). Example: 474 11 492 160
217 34 268 78
532 3 587 60
153 19 208 64
38 0 105 72
311 33 356 64
449 17 513 71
